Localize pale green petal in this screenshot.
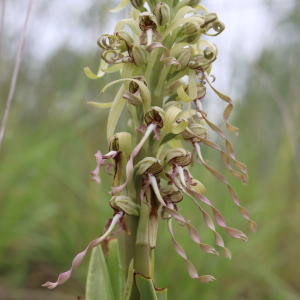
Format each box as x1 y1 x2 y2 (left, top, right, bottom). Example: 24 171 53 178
115 19 142 37
101 78 151 115
84 59 108 79
107 84 127 142
177 84 194 103
87 101 113 108
161 17 204 42
102 64 124 74
105 0 130 13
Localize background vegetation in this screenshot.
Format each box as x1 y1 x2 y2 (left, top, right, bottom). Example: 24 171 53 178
0 0 299 299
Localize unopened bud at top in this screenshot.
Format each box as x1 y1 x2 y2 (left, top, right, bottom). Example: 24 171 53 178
153 2 170 26
130 0 145 9
110 196 139 216
175 48 191 70
132 44 147 66
188 0 201 7
137 157 163 176
202 12 218 25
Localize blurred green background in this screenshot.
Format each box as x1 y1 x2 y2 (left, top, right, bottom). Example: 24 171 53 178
0 0 299 299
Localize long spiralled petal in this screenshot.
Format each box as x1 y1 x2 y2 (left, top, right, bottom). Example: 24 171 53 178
173 177 231 259
194 143 257 232
42 212 123 289
185 125 247 183
196 101 248 183
164 202 219 256
167 217 216 283
204 72 239 135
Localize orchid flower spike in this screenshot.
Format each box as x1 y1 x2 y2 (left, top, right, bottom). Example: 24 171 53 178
49 0 259 292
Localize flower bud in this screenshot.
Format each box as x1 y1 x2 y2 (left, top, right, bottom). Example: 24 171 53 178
202 12 218 25
137 157 163 176
175 48 191 70
188 0 201 7
132 44 147 66
153 2 170 26
160 185 183 203
144 106 165 128
139 12 158 31
182 22 198 35
182 123 207 142
110 196 139 216
166 148 191 167
188 47 217 69
189 178 206 194
115 30 134 49
130 0 145 9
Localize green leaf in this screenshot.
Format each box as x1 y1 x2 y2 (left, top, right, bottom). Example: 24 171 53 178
134 273 158 300
123 259 134 300
160 132 178 146
85 245 115 300
155 288 168 300
106 239 123 300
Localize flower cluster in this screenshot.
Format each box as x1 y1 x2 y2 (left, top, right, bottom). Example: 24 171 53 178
43 0 256 290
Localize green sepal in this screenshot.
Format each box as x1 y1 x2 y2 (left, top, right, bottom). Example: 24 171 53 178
134 273 168 300
123 259 134 300
134 273 157 300
85 245 115 300
106 239 124 300
160 132 178 146
155 288 168 300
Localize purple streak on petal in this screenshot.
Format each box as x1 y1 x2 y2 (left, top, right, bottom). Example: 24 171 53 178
153 125 161 141
183 169 196 185
105 163 115 176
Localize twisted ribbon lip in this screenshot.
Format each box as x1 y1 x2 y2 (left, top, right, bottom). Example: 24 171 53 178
42 212 124 289
90 150 120 185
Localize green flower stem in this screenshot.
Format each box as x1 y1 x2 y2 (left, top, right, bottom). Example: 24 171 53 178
154 65 171 97
145 49 160 88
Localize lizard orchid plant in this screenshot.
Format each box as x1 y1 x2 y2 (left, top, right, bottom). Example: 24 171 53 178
43 0 257 299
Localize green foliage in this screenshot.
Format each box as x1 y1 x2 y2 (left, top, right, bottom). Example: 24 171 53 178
86 245 114 300
106 239 124 300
